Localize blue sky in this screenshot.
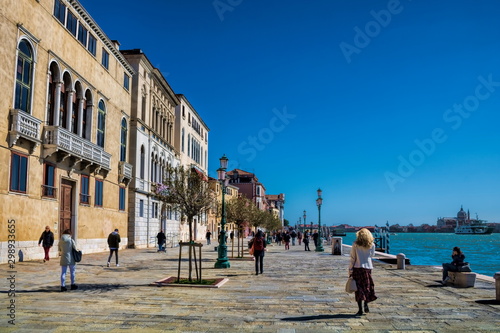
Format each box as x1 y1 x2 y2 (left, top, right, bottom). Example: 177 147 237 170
79 0 500 226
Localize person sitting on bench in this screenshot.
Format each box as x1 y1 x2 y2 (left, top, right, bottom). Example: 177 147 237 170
442 246 465 284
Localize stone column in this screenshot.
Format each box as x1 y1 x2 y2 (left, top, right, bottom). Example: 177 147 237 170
53 82 62 126
77 97 85 136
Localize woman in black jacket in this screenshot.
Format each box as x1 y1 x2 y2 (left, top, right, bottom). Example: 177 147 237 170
38 226 54 262
442 246 465 284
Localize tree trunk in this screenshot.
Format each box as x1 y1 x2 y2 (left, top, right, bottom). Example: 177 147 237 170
188 216 193 281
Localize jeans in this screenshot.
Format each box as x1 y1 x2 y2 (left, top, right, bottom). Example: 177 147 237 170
254 250 264 274
61 265 76 286
442 263 458 280
108 249 119 264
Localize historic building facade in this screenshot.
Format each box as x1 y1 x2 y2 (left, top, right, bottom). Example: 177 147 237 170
227 169 267 211
174 95 210 241
265 193 285 226
121 49 181 249
0 0 134 262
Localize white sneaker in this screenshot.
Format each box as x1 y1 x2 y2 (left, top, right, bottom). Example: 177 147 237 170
442 277 450 284
107 262 110 267
116 264 120 267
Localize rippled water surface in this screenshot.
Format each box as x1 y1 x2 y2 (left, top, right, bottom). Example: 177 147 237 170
341 232 500 277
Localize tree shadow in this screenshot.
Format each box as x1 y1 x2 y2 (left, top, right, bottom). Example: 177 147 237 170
0 283 146 294
281 314 359 321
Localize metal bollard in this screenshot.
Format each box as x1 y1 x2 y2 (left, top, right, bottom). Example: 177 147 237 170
397 253 406 270
494 272 500 301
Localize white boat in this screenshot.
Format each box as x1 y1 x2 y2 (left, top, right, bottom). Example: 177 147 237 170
455 221 494 235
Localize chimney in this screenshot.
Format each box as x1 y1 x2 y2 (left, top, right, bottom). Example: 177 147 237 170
112 40 121 50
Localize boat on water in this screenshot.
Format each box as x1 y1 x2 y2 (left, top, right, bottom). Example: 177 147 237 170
455 221 494 235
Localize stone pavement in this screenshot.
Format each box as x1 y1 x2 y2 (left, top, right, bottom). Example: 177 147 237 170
1 240 499 333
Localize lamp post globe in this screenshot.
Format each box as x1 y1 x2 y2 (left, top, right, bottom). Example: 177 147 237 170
315 188 324 252
214 155 230 268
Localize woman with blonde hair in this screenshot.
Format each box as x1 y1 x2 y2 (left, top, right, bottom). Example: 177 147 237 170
349 228 377 316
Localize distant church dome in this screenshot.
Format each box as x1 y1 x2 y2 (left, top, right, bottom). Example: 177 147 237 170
457 206 467 221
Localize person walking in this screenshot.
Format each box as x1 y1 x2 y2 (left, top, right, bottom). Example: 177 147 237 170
157 229 166 252
291 229 297 246
252 230 267 275
58 229 78 292
312 231 319 249
38 226 54 262
297 231 303 245
349 228 377 316
283 231 291 250
107 228 121 267
303 231 311 251
206 230 212 245
441 246 466 284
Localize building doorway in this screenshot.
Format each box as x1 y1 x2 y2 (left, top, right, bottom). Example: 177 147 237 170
59 178 74 236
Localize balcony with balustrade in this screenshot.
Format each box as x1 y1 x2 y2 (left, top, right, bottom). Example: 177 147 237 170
118 161 133 185
9 109 42 153
43 126 111 176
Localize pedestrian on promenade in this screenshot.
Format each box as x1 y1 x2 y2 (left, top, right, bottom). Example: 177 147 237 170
107 228 121 267
283 231 291 250
206 230 212 245
252 230 266 275
349 228 377 316
58 229 78 292
303 231 311 251
38 225 54 262
441 246 465 284
291 229 297 246
297 231 303 245
157 229 166 252
312 231 319 249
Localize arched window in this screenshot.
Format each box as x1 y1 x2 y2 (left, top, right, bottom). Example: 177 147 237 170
15 39 33 113
120 118 127 161
140 146 145 179
97 100 106 148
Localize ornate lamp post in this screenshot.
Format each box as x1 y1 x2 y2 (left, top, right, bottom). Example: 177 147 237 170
303 210 307 234
315 188 324 252
214 155 230 268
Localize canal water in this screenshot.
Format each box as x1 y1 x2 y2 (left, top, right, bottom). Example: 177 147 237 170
340 232 500 277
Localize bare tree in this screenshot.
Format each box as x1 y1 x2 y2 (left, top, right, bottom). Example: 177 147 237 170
154 165 214 281
225 196 253 257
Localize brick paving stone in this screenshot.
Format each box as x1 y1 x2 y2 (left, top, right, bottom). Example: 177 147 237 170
1 241 499 332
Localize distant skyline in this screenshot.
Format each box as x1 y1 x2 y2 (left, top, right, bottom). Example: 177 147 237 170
80 0 500 226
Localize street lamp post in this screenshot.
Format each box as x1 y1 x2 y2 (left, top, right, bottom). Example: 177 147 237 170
303 210 307 234
315 188 324 252
214 155 230 268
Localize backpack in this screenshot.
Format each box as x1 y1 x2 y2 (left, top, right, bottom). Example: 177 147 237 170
253 238 264 251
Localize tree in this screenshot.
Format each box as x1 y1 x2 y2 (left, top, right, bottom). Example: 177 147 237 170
154 165 214 282
225 196 253 257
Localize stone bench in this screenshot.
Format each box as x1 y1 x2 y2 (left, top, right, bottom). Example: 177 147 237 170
448 271 477 288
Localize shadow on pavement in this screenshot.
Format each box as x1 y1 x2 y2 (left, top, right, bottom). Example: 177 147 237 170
281 314 358 321
0 283 147 294
476 299 500 305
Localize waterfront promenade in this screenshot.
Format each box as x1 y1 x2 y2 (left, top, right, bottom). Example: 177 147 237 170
1 241 499 332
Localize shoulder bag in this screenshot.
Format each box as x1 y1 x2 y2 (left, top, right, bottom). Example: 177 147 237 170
72 247 82 262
